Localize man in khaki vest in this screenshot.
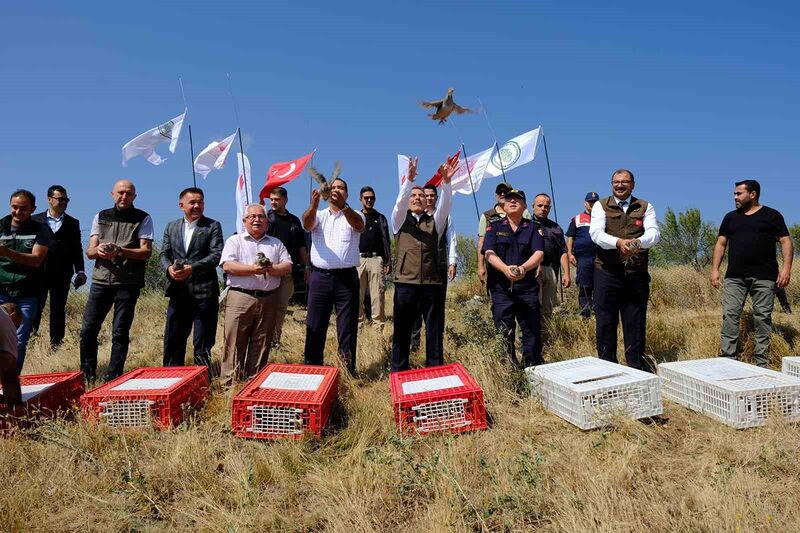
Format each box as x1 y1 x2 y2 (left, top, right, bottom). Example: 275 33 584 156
389 156 456 372
589 169 660 371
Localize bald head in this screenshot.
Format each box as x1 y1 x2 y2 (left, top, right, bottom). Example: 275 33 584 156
111 179 137 210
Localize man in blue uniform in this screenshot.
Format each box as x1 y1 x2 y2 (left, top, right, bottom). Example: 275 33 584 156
566 192 599 318
481 189 545 367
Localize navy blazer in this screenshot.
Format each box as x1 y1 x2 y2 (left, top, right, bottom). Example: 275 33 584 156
159 216 224 300
32 211 84 279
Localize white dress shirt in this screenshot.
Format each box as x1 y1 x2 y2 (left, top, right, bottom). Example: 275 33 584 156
589 196 660 250
220 232 292 291
308 207 366 269
46 210 64 233
390 179 453 234
183 218 198 253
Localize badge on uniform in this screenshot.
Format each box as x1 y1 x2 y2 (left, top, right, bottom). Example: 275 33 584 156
497 231 510 237
634 219 643 226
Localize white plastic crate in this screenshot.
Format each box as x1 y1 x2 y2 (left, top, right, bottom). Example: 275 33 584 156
658 358 800 429
526 357 662 430
782 357 800 378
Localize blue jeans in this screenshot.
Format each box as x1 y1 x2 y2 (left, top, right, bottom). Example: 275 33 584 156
0 292 39 373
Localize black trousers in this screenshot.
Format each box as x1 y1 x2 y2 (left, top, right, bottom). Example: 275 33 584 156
490 283 543 367
410 281 447 351
391 283 444 372
304 267 359 373
594 268 651 372
79 283 141 381
33 275 72 346
163 290 218 367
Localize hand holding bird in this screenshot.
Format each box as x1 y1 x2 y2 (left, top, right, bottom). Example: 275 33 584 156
307 162 342 201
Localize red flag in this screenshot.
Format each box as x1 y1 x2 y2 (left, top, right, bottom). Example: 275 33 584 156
425 150 461 187
259 150 315 202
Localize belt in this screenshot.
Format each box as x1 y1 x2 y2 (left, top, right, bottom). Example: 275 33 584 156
229 286 277 298
360 252 378 258
312 266 357 274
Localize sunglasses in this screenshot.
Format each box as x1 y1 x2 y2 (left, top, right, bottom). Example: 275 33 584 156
362 196 376 201
49 196 70 203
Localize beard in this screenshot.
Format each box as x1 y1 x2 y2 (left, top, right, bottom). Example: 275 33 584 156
735 198 752 211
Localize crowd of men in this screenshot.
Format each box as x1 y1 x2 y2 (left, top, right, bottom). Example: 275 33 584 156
0 166 794 408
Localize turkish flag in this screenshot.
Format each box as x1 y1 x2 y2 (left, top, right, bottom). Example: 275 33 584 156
425 150 461 187
259 150 315 202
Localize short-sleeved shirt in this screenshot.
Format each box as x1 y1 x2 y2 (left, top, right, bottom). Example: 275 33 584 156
309 208 365 269
566 212 596 258
220 232 292 291
90 212 154 240
481 217 544 291
719 206 789 280
0 215 51 297
267 210 306 268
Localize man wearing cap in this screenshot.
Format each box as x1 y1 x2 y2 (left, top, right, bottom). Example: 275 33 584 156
589 169 660 371
481 189 545 367
532 193 570 319
477 183 530 287
566 192 599 318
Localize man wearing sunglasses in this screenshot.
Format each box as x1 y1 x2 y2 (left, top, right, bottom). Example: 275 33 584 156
357 186 391 327
32 185 86 348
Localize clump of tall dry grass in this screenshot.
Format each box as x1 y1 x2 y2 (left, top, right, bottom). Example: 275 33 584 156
2 264 800 531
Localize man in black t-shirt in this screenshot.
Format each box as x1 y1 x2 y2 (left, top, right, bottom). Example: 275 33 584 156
711 179 793 366
267 187 311 344
357 186 391 326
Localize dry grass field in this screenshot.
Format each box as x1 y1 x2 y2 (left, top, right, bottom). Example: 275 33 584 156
3 265 800 532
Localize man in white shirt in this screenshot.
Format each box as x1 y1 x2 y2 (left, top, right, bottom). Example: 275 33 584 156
302 177 365 374
220 204 292 386
390 157 455 371
589 169 660 372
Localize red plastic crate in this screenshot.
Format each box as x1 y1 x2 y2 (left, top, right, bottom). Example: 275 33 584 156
390 363 487 435
232 363 339 439
80 366 209 429
1 371 85 432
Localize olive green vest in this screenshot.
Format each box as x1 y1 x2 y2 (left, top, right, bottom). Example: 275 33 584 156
595 196 650 272
92 206 150 287
394 211 443 285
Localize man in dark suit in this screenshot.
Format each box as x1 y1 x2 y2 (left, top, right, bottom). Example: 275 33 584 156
32 185 86 348
160 187 224 367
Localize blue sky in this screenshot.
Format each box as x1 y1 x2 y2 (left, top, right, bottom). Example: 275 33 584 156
1 1 798 241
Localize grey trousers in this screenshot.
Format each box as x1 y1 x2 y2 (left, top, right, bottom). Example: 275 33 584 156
721 277 776 366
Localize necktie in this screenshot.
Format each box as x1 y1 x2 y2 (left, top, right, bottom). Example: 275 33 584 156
619 200 628 211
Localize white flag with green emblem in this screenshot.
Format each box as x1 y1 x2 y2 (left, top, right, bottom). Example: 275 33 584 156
484 127 541 178
121 108 186 166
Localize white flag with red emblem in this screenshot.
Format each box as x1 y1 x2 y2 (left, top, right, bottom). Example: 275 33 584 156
450 146 494 195
258 150 315 202
193 130 237 179
235 153 253 234
121 108 186 166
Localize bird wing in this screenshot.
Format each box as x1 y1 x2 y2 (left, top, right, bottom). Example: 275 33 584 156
307 166 327 186
420 99 444 109
330 162 342 182
452 103 473 115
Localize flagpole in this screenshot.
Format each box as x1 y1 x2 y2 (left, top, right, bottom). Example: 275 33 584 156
477 98 509 184
178 77 197 187
541 131 558 224
188 125 197 188
460 143 481 221
226 73 249 204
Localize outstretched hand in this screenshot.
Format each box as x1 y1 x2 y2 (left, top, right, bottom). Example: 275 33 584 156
310 189 321 210
440 159 457 184
406 156 419 183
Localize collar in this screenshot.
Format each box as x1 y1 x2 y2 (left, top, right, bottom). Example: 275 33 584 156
614 195 633 205
47 210 65 221
183 217 200 228
242 231 269 243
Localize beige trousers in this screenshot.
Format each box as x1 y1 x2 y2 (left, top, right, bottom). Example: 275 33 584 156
357 256 386 323
539 265 559 319
273 273 295 343
221 289 279 386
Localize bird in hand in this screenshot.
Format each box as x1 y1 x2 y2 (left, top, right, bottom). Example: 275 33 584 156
307 162 341 201
420 88 473 124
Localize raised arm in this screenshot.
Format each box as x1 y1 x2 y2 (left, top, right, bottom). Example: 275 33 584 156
391 156 418 233
302 190 321 231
